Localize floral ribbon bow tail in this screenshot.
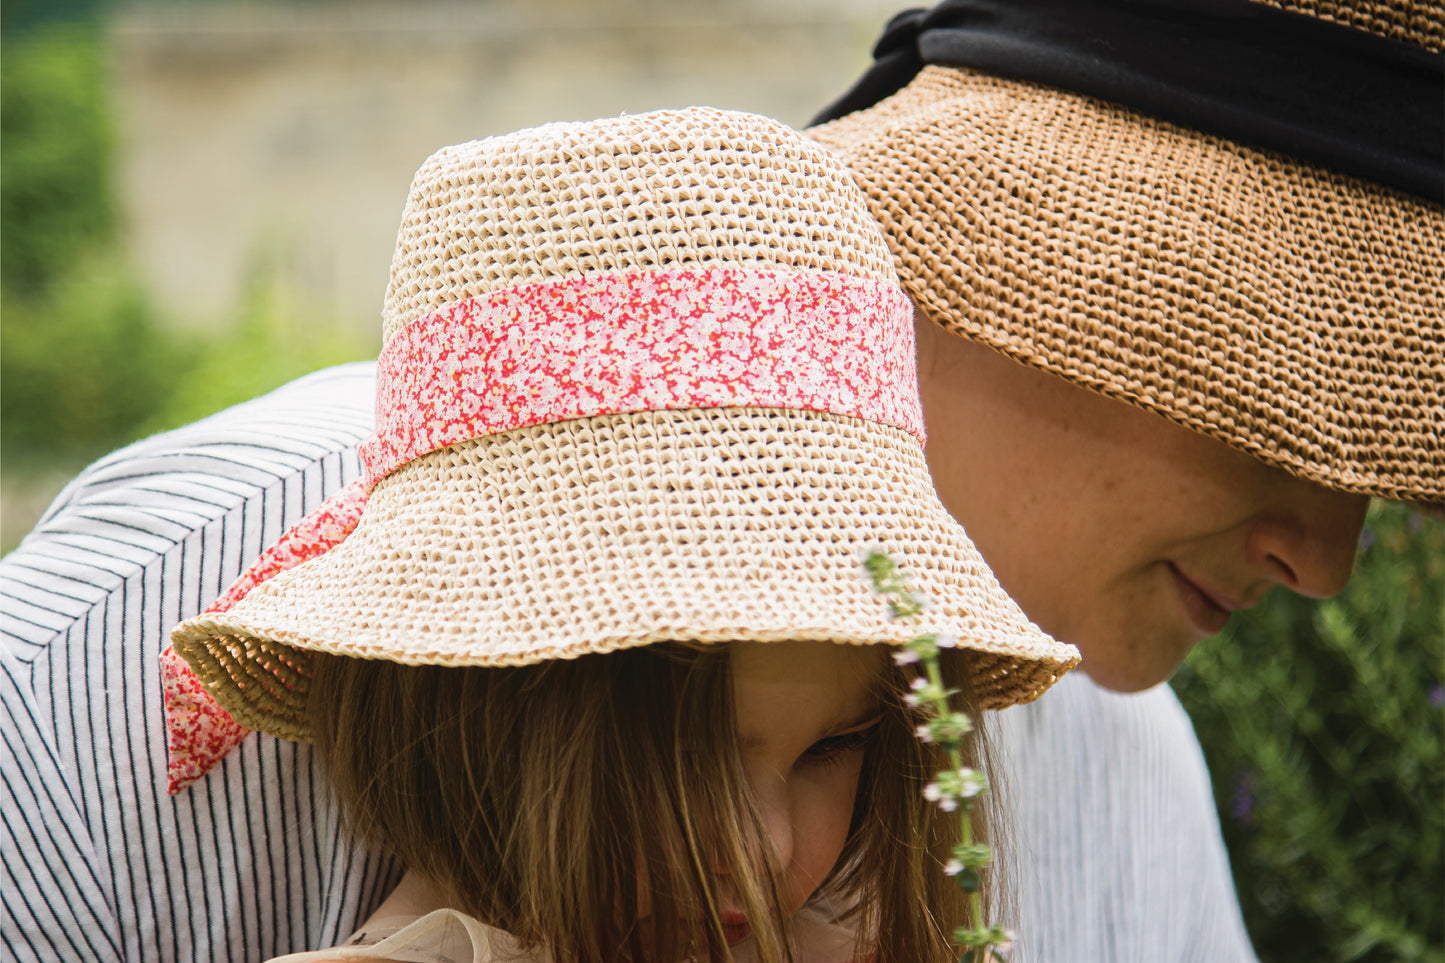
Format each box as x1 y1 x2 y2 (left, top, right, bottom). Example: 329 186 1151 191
160 480 370 794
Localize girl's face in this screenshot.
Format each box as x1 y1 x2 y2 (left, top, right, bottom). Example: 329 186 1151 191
723 641 885 934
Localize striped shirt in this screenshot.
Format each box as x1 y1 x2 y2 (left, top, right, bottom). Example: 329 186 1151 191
1 363 1254 962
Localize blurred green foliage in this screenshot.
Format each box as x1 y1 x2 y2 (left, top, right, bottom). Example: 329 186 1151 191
1 23 370 479
1 0 108 38
1173 503 1445 963
1 257 197 460
0 21 111 294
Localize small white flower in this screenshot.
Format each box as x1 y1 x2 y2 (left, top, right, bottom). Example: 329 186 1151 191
892 649 920 666
938 797 959 813
910 676 928 691
923 782 942 802
915 723 934 743
943 859 964 876
903 693 921 707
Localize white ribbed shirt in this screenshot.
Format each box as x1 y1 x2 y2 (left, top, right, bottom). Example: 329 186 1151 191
989 672 1256 962
1 363 1255 962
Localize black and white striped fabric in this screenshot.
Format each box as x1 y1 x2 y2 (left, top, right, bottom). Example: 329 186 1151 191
1 363 1254 962
1 364 402 963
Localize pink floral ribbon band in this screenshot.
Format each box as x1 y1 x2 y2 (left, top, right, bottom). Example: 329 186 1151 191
362 267 923 485
162 266 918 792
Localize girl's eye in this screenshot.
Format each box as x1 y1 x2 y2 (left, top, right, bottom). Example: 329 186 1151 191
799 725 876 769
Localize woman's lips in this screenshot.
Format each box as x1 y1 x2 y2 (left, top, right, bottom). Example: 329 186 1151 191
1168 562 1234 636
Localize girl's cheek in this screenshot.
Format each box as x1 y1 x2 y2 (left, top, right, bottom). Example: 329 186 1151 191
786 754 867 902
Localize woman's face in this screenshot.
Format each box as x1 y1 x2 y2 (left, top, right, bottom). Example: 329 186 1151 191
915 320 1369 690
720 641 885 940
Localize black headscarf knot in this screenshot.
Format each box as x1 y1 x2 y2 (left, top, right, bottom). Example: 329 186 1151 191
810 8 929 127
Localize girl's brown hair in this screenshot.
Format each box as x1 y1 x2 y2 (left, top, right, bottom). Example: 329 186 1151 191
307 643 989 962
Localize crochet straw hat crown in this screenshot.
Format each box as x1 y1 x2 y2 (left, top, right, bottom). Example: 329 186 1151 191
811 0 1444 505
172 107 1079 741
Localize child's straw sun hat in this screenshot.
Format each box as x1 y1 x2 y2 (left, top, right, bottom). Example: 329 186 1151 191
168 107 1079 749
810 0 1443 506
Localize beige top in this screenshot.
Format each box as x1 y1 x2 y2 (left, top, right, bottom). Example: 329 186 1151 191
267 910 507 963
266 907 862 963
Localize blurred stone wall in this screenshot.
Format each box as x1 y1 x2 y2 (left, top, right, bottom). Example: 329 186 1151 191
110 0 898 335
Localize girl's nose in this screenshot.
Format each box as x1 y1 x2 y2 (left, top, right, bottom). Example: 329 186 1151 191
710 775 794 876
749 775 795 873
1246 486 1370 599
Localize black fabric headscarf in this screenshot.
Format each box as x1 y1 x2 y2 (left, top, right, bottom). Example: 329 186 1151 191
811 0 1444 201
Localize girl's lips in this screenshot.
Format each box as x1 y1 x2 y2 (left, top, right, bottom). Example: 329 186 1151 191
718 909 751 944
1168 563 1233 636
721 919 752 944
685 913 752 945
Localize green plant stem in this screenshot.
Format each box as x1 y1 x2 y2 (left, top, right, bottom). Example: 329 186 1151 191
922 653 986 957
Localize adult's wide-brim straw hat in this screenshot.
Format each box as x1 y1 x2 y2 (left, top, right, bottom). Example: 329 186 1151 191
170 107 1079 743
810 0 1444 505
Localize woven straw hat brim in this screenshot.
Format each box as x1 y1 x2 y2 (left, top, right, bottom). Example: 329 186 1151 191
172 406 1079 741
811 65 1445 504
1256 0 1442 49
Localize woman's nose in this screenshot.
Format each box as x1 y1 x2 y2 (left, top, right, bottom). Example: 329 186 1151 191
1246 486 1370 598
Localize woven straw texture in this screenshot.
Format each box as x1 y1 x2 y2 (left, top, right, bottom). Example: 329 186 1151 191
174 408 1077 740
383 109 896 343
172 108 1079 740
1252 0 1444 49
811 66 1444 504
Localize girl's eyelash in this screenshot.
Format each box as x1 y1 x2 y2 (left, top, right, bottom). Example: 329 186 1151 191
800 725 877 767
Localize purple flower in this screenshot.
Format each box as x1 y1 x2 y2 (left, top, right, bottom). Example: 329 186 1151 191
1231 769 1257 827
1430 685 1443 709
